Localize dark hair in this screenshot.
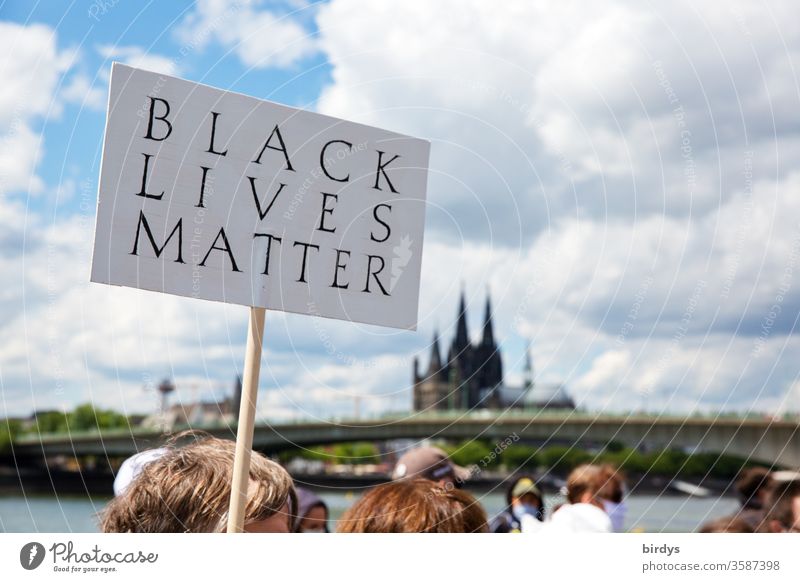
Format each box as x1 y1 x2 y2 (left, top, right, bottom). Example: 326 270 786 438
735 467 772 507
566 464 606 504
759 480 800 532
698 516 754 533
337 479 488 533
597 464 626 503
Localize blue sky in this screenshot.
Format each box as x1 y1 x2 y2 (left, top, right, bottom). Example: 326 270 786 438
2 0 800 420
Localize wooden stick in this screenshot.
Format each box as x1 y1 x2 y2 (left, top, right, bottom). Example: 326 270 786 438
226 306 266 533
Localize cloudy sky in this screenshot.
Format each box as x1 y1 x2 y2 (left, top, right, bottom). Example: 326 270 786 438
2 0 799 420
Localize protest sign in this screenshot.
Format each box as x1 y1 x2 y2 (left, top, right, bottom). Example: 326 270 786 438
91 63 430 531
92 63 430 330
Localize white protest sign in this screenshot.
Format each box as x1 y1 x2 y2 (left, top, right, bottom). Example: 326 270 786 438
91 64 430 330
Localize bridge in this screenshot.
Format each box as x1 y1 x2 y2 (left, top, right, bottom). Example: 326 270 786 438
10 412 800 467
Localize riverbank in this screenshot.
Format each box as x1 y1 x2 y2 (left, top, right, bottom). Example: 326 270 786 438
0 465 736 498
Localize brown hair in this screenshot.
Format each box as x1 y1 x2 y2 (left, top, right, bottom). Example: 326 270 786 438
101 435 296 532
698 516 754 533
597 464 626 503
337 479 488 533
566 464 607 504
759 479 800 533
735 467 773 505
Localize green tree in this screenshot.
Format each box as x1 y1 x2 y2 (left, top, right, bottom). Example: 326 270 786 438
330 442 379 464
0 419 22 451
34 411 69 434
67 404 131 432
499 444 538 470
441 440 492 468
538 445 592 472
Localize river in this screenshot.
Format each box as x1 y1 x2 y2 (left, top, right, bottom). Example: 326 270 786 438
0 490 739 533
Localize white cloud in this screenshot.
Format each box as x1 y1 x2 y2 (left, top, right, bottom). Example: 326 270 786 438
97 45 181 76
5 2 800 420
175 0 318 69
0 21 72 196
61 73 107 111
305 0 800 414
316 0 800 238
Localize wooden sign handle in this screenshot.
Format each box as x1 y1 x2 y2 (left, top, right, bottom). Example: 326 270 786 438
226 306 266 533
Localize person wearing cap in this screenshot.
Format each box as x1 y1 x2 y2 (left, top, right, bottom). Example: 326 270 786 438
391 446 471 487
293 487 330 533
112 447 169 496
490 476 545 533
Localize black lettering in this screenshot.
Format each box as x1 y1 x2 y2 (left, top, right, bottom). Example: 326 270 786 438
248 177 286 220
293 241 320 283
331 249 350 289
196 166 211 208
130 211 184 263
370 203 392 242
206 111 228 156
253 233 282 275
317 192 338 233
144 97 172 141
252 124 294 171
362 254 390 295
199 227 241 272
135 153 164 200
320 139 352 182
373 150 400 193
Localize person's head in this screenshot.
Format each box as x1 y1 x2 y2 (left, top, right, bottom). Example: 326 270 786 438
597 464 626 503
392 446 470 487
565 464 607 509
293 487 329 533
698 516 754 533
596 464 627 532
735 467 773 510
101 435 296 533
337 478 488 533
113 448 169 496
506 476 544 521
759 479 800 533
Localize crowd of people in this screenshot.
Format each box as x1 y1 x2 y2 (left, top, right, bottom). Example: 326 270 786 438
102 434 800 534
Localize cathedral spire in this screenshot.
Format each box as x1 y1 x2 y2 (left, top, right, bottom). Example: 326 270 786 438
428 329 442 371
481 290 495 346
453 287 469 350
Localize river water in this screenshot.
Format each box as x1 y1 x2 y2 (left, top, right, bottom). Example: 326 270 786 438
0 490 739 533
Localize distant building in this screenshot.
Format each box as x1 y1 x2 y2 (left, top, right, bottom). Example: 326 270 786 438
412 290 575 412
142 376 243 431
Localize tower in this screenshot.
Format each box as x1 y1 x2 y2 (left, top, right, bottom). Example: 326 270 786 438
413 329 452 411
412 287 507 411
523 341 534 391
231 375 243 421
474 290 503 406
157 377 176 415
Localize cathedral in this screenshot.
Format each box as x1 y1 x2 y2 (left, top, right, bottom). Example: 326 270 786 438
412 290 576 412
413 290 505 411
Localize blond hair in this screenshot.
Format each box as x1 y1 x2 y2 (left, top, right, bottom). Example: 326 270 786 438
101 435 295 532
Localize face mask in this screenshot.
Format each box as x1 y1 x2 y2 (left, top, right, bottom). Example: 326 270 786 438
299 526 326 533
602 500 627 532
512 503 542 521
